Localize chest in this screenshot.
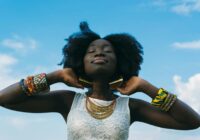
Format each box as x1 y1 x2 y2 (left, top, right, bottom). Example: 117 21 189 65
66 96 130 140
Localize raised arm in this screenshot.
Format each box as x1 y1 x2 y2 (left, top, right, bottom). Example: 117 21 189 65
117 76 200 130
0 68 83 116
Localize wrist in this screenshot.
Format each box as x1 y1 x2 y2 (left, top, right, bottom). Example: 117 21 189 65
138 79 148 92
46 69 64 85
139 79 158 99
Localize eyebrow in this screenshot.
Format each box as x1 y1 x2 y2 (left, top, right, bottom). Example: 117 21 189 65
89 43 112 47
87 45 113 51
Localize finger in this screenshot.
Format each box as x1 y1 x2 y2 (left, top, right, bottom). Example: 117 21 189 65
116 87 123 93
75 83 84 89
119 82 126 88
118 87 132 95
71 80 84 89
116 87 127 94
67 83 84 89
65 79 84 89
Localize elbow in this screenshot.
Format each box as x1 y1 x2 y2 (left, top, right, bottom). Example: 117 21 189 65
188 126 199 130
192 122 200 129
0 93 2 106
185 123 200 130
193 125 200 129
176 121 200 130
0 93 6 106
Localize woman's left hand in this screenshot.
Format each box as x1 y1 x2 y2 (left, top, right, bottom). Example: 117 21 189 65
117 76 144 95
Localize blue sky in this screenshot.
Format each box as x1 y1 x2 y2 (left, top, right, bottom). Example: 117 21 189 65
0 0 200 140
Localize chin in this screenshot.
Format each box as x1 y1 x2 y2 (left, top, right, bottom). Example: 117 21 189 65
87 69 114 79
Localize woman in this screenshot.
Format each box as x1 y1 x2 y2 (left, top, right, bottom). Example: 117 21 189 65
0 22 199 140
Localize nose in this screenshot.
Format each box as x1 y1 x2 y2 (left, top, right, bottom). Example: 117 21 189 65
94 49 105 57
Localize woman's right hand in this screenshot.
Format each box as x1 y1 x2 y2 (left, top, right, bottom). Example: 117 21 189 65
60 68 84 89
47 68 83 88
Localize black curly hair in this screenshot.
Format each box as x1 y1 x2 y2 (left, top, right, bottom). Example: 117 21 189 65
59 22 143 81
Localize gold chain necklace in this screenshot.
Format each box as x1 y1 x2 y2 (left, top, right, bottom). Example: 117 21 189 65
86 96 116 120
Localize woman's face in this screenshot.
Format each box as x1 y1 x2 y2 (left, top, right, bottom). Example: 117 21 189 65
83 39 117 80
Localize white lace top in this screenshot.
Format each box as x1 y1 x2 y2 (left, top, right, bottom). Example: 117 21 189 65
66 93 130 140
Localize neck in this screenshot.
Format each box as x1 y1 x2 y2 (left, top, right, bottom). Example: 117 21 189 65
87 79 114 100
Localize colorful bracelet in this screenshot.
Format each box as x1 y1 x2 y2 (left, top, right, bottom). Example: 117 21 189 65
26 76 36 95
160 93 171 109
151 88 177 112
33 73 49 93
151 88 168 107
161 94 174 111
164 95 177 112
19 73 50 96
19 79 30 95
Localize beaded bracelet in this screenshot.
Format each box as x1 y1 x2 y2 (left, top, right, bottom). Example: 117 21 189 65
19 73 50 96
26 76 36 95
162 95 177 112
33 73 49 92
160 93 171 109
19 79 30 95
151 88 177 112
151 88 168 107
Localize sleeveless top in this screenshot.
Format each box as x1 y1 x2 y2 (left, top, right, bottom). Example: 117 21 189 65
66 93 130 140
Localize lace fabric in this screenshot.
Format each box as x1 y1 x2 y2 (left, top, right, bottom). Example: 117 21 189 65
66 93 130 140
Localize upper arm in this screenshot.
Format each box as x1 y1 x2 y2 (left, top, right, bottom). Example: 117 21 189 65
129 98 191 130
1 90 75 115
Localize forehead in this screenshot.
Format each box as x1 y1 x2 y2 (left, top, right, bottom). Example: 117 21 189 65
88 39 112 48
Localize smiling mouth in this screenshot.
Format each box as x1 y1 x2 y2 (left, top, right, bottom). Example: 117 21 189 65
91 58 108 64
92 59 107 64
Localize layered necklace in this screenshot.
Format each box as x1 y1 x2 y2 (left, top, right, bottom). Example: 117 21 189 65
86 96 117 120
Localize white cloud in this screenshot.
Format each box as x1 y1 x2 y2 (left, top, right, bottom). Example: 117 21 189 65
172 39 200 49
171 0 200 15
1 34 38 52
0 54 18 68
173 73 200 113
151 0 200 15
0 54 19 89
0 55 86 93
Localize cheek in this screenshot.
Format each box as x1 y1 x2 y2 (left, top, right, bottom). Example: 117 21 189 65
112 58 117 72
83 56 91 73
106 55 117 74
111 55 117 67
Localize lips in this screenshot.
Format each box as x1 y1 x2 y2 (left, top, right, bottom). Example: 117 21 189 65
91 57 108 64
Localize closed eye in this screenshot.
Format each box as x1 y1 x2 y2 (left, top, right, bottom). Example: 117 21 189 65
104 50 112 53
104 48 113 53
87 50 95 53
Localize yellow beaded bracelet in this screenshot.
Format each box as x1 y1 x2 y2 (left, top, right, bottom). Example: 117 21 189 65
151 88 177 112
